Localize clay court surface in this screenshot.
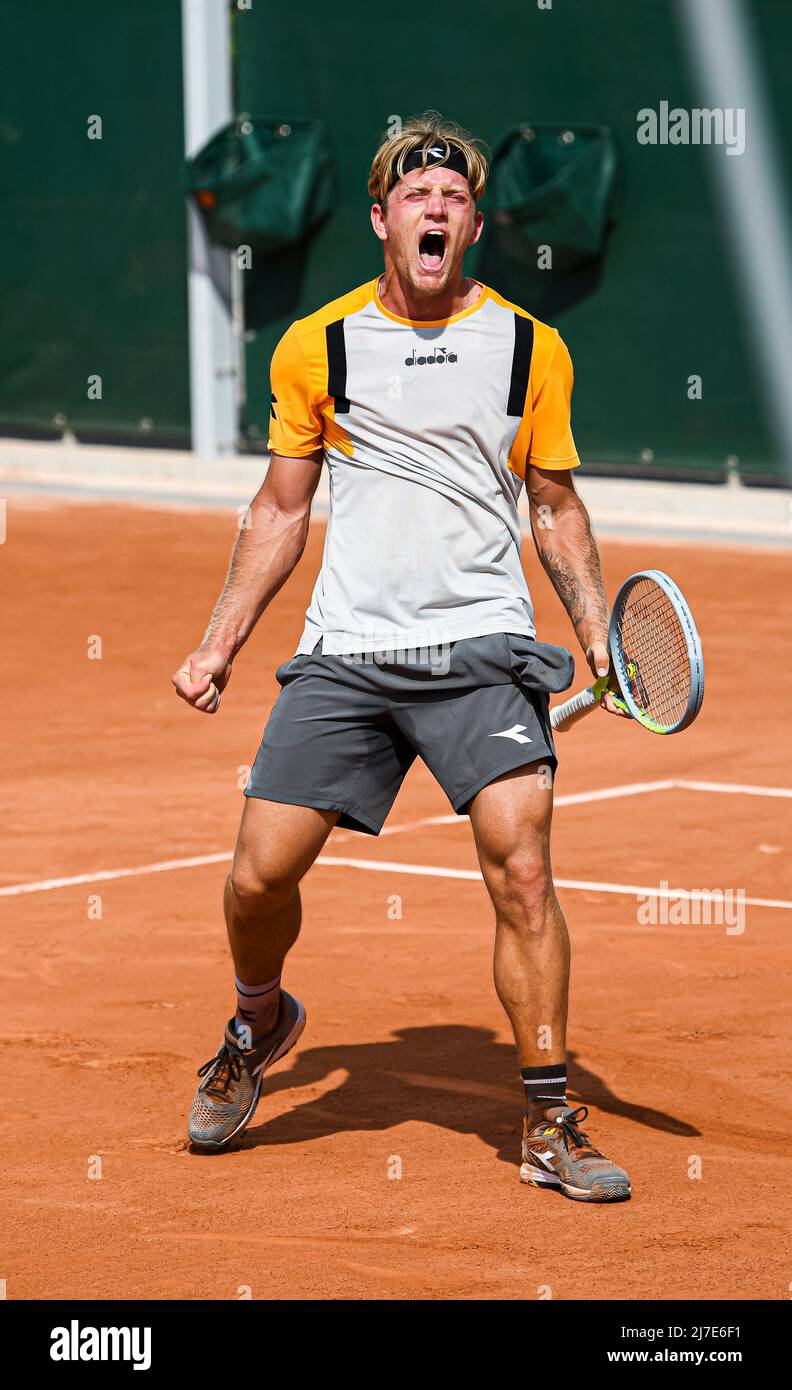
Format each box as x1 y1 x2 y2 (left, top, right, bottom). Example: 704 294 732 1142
3 496 791 1301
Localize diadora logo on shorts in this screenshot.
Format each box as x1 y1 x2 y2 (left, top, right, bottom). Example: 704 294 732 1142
404 346 458 366
488 723 533 744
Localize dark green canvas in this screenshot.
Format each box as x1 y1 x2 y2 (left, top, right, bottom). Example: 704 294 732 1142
183 117 335 254
489 124 617 271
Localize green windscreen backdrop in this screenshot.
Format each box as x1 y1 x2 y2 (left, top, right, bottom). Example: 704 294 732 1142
1 3 790 476
236 0 792 483
0 0 190 444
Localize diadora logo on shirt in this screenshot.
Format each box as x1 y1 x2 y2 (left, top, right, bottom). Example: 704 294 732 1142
404 346 458 367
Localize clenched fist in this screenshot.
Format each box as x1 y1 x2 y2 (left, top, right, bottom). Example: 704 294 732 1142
172 645 233 715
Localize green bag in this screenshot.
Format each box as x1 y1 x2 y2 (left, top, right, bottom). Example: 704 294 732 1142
489 124 617 272
182 116 335 254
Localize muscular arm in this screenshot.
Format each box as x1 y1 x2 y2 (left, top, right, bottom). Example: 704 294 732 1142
205 450 322 655
172 450 322 712
526 466 613 687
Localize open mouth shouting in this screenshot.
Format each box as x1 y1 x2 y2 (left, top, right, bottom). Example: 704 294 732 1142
418 228 447 272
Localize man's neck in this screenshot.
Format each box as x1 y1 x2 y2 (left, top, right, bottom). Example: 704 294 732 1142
377 270 481 322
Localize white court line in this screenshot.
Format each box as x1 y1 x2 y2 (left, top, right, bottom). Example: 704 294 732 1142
676 779 792 799
333 777 792 842
338 779 677 841
556 880 790 911
5 848 788 910
555 780 676 807
319 856 480 881
324 780 674 842
1 777 789 900
317 857 792 911
0 852 233 898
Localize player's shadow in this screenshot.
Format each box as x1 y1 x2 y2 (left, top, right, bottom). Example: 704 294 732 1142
237 1025 699 1157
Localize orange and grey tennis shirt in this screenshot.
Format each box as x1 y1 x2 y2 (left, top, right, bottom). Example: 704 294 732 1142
268 277 580 656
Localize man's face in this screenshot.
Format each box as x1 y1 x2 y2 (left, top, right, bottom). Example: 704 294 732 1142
371 165 484 298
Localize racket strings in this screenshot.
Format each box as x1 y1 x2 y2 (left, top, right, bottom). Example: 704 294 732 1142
617 580 691 728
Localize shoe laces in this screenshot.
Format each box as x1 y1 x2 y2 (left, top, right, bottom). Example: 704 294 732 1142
541 1105 603 1158
197 1041 242 1101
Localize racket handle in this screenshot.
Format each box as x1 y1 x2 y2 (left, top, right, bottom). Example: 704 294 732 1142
550 686 597 732
550 675 610 733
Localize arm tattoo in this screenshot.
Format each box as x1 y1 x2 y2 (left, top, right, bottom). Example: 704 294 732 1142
535 514 609 643
542 550 589 630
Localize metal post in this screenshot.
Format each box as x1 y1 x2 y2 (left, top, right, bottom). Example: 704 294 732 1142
181 0 237 457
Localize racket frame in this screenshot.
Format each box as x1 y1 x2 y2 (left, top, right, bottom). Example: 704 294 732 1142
550 569 704 735
608 568 704 734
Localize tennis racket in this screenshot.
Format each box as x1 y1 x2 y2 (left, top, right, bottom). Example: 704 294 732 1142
550 569 704 735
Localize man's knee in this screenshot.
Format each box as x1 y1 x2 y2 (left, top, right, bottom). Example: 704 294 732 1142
226 860 299 920
489 850 555 924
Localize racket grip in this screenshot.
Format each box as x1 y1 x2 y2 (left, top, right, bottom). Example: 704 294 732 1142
550 673 611 732
550 686 597 732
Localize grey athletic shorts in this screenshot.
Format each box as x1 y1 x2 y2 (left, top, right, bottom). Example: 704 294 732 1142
245 633 575 836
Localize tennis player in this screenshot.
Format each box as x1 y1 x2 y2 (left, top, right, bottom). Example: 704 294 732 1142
173 114 631 1202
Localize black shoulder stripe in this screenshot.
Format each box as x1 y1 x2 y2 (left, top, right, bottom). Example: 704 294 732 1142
325 319 350 415
507 313 534 417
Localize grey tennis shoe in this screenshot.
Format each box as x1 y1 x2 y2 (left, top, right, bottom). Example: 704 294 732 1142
520 1103 631 1203
188 990 306 1151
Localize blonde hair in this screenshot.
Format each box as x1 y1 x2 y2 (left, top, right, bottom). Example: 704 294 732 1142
368 112 489 206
